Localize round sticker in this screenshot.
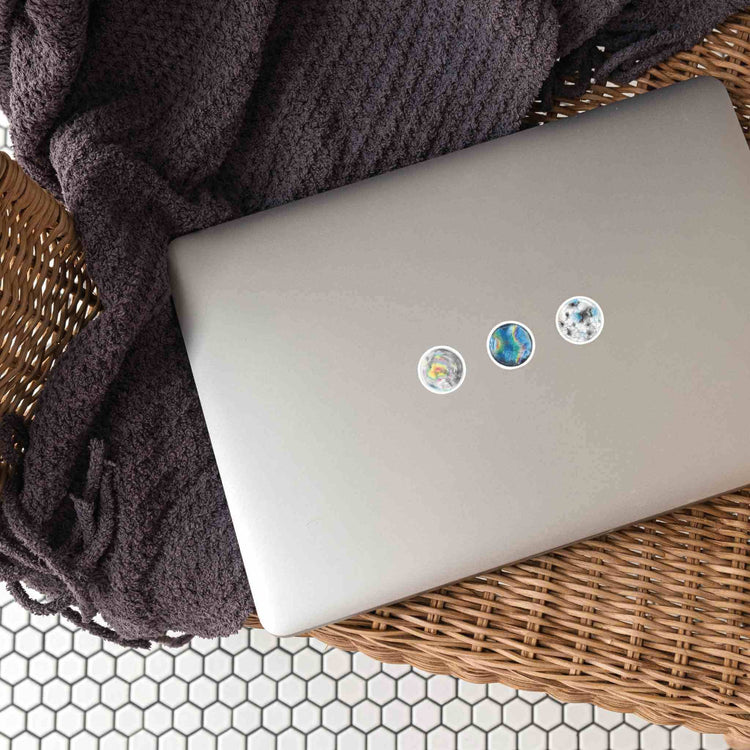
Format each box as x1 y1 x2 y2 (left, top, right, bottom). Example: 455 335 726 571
556 296 604 344
418 346 466 394
487 322 535 369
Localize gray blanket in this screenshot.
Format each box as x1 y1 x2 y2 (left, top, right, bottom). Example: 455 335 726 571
0 0 740 646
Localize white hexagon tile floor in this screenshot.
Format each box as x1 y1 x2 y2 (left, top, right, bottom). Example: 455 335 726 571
0 585 730 750
0 119 732 750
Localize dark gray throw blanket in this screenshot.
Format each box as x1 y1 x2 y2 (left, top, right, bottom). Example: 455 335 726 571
0 0 741 646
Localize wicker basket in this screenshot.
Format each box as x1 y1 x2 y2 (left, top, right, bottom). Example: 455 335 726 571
3 10 750 747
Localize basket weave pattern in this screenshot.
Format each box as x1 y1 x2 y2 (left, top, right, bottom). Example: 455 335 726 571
0 153 99 488
3 10 750 744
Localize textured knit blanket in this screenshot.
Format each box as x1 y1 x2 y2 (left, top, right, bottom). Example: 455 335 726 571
0 0 741 646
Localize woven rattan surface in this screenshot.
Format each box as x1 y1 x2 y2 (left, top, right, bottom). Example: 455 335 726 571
0 152 99 489
3 9 750 745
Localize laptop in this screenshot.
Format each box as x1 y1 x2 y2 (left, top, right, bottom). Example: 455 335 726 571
169 76 750 636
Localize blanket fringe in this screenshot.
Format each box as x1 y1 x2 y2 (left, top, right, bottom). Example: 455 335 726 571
0 414 193 649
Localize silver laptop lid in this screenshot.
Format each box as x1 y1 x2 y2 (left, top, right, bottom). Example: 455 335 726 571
169 77 750 636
